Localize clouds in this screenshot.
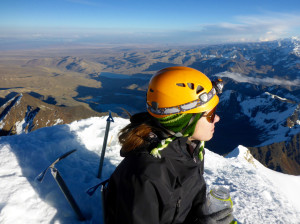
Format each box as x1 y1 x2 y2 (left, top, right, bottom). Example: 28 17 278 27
92 11 300 45
172 12 300 44
234 12 300 40
215 71 300 87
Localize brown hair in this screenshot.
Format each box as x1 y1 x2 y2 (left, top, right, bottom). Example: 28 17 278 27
118 112 164 153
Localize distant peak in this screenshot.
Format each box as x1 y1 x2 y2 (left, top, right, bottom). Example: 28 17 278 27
226 145 258 168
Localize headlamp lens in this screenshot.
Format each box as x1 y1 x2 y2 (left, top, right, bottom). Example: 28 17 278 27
199 93 208 102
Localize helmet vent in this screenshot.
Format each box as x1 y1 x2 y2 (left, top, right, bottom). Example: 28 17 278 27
176 83 185 87
196 85 204 94
150 88 154 92
187 83 194 90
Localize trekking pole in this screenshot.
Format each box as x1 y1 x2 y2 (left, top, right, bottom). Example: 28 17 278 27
97 111 114 179
36 149 86 221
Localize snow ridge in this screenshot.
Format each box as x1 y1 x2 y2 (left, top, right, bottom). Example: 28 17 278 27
0 117 299 224
16 106 41 134
0 94 23 131
0 94 23 123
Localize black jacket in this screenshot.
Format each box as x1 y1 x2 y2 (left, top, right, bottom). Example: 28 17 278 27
104 137 207 224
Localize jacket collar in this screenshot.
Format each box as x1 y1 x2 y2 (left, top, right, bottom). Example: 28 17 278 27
120 135 201 160
159 137 201 160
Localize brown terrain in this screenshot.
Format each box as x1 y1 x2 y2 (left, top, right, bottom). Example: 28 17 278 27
0 52 102 108
0 93 105 136
249 133 300 175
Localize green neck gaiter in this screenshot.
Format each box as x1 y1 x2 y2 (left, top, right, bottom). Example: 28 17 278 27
157 113 202 137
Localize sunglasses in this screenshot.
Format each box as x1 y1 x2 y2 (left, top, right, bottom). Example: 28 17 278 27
202 107 217 123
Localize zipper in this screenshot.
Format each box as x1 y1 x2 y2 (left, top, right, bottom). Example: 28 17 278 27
171 197 181 224
193 157 197 163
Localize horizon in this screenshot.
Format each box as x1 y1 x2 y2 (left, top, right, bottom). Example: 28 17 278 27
1 0 300 49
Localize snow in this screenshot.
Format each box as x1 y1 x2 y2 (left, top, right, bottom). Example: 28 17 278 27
14 94 23 107
219 90 233 104
15 119 26 134
239 92 300 145
0 116 300 224
265 92 288 101
0 94 24 132
0 121 4 130
54 119 63 125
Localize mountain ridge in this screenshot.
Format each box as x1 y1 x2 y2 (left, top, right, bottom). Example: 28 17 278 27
0 93 105 136
25 56 105 74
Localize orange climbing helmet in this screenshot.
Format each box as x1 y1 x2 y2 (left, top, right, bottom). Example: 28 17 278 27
146 66 223 118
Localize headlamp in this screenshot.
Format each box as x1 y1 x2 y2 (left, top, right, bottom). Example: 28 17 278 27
212 78 224 94
198 78 223 103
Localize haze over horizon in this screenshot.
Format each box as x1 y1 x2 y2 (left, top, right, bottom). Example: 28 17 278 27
1 0 300 49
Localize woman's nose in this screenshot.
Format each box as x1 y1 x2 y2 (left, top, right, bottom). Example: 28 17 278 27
214 114 220 123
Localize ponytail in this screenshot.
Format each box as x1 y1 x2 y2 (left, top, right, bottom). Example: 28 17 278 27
118 112 164 153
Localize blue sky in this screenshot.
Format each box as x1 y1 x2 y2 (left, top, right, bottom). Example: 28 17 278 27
1 0 300 46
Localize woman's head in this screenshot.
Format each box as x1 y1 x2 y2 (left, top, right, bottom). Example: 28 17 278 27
146 66 223 140
146 66 221 118
118 66 223 153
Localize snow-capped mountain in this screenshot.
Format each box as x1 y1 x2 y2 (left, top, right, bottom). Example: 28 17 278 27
175 37 300 82
207 79 300 144
220 88 300 146
0 116 299 224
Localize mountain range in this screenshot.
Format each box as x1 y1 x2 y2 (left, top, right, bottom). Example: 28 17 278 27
17 37 300 81
0 37 299 174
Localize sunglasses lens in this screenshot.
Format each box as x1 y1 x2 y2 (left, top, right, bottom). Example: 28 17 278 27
206 107 216 123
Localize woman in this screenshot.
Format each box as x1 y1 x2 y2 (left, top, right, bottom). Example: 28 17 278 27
104 66 233 224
